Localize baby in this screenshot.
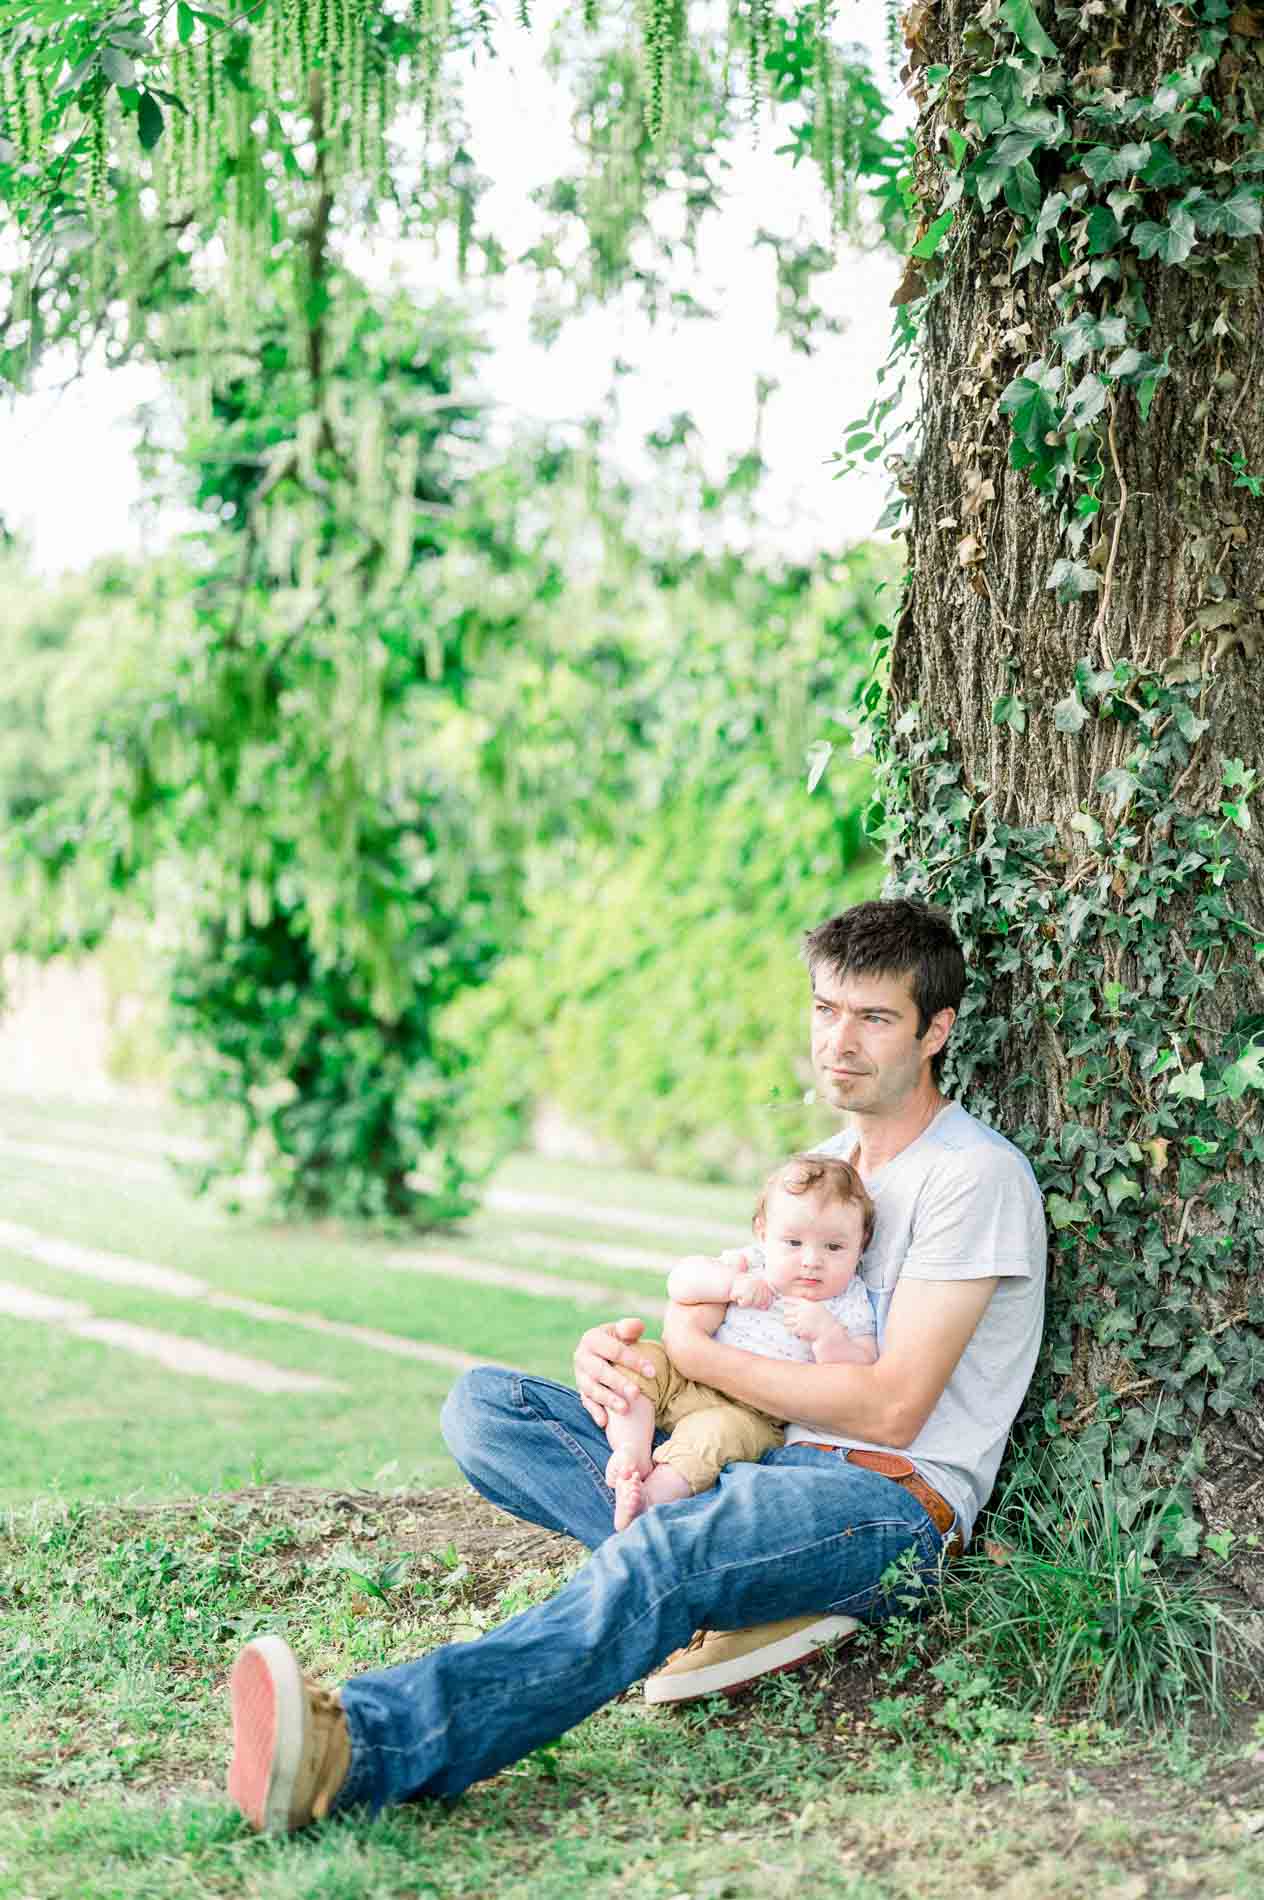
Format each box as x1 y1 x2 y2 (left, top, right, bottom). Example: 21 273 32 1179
605 1152 877 1530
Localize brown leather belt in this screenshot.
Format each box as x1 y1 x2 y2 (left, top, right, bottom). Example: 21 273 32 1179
800 1443 964 1559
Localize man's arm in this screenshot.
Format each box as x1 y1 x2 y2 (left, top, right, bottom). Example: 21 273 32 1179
661 1274 999 1446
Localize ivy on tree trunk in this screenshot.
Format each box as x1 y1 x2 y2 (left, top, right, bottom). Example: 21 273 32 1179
868 0 1264 1583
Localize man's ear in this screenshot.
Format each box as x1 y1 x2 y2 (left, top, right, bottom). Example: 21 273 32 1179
921 1007 956 1063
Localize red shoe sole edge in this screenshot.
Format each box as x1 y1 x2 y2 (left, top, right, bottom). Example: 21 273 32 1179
228 1645 278 1832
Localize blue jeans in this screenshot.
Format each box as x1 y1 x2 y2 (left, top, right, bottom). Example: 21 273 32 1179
334 1367 952 1812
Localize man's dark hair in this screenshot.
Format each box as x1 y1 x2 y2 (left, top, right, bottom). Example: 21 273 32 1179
802 900 966 1080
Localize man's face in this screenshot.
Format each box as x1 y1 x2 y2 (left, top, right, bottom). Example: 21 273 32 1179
809 963 950 1118
761 1188 866 1301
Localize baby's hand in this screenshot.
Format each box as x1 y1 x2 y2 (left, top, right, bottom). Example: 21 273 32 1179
780 1297 838 1343
731 1271 774 1310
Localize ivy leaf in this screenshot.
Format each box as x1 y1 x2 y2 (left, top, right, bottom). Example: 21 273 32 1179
137 91 165 150
992 693 1028 733
1108 348 1170 402
1004 158 1042 223
1194 183 1263 238
999 359 1064 450
1054 690 1090 733
1064 372 1108 430
1047 1193 1089 1229
1105 1171 1143 1211
1132 209 1197 264
1097 765 1139 814
1065 895 1095 942
1053 314 1129 362
1182 1336 1224 1379
1082 142 1151 184
999 0 1059 57
1014 191 1068 270
1071 810 1105 848
1085 205 1123 254
910 210 955 258
1166 1062 1206 1102
177 1 196 40
1140 142 1187 189
1221 1037 1264 1099
1048 557 1099 603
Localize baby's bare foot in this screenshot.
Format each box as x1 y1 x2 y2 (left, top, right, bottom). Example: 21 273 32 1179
613 1466 648 1531
605 1446 650 1488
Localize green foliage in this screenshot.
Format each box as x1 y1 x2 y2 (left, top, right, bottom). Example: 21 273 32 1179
897 0 1264 575
1 265 565 1224
939 1437 1258 1730
449 550 892 1179
871 653 1263 1463
0 0 908 393
166 830 497 1225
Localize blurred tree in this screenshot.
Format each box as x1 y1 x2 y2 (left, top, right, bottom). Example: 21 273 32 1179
0 2 908 394
449 543 895 1177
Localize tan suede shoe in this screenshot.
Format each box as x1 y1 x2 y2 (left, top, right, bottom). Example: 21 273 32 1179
228 1636 352 1833
644 1612 860 1704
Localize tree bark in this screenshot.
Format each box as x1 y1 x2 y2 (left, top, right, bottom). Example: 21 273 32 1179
887 0 1264 1574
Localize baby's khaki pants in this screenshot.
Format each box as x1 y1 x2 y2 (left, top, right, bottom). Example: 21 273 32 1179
627 1340 785 1494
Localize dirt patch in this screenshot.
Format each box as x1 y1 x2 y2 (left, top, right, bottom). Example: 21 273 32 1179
113 1481 586 1594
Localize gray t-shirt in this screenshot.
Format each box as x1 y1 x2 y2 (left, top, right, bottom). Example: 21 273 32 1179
781 1103 1046 1546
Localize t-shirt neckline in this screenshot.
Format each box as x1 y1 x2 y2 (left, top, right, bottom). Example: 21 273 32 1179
843 1099 962 1188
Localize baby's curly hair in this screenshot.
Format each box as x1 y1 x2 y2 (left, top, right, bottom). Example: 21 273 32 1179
752 1153 875 1249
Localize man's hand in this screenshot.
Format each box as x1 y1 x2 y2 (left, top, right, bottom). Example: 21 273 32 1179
573 1318 659 1429
731 1270 774 1310
780 1297 844 1346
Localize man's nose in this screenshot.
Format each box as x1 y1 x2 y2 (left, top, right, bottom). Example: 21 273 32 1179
827 1013 857 1054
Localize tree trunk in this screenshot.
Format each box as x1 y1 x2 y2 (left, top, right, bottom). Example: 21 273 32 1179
885 0 1264 1580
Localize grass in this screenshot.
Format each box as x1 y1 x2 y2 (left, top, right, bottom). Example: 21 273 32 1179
4 1485 1264 1900
936 1441 1264 1732
5 1089 1264 1895
0 1088 748 1507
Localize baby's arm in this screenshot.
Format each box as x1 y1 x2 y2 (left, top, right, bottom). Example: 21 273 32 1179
666 1256 740 1305
813 1329 878 1366
666 1249 771 1309
780 1297 878 1365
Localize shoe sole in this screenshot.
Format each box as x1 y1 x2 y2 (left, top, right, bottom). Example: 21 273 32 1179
644 1615 860 1705
228 1636 306 1833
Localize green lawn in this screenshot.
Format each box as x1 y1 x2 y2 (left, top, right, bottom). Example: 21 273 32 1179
2 1485 1262 1900
0 1089 750 1507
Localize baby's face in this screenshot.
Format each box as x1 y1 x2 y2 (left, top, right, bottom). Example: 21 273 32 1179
760 1188 866 1301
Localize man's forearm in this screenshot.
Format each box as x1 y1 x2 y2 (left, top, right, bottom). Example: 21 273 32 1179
661 1307 904 1445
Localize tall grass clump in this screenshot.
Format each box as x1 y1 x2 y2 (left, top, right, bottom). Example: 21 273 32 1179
940 1436 1264 1732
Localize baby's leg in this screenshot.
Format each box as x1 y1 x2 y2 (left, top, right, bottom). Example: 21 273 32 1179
610 1459 691 1531
605 1395 663 1531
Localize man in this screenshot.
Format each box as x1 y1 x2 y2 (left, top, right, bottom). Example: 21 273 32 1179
226 899 1045 1833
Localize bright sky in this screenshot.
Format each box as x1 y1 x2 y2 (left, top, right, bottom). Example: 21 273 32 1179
0 8 911 576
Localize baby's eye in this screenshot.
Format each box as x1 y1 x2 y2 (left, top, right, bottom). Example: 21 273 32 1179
827 1243 845 1252
786 1238 801 1248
